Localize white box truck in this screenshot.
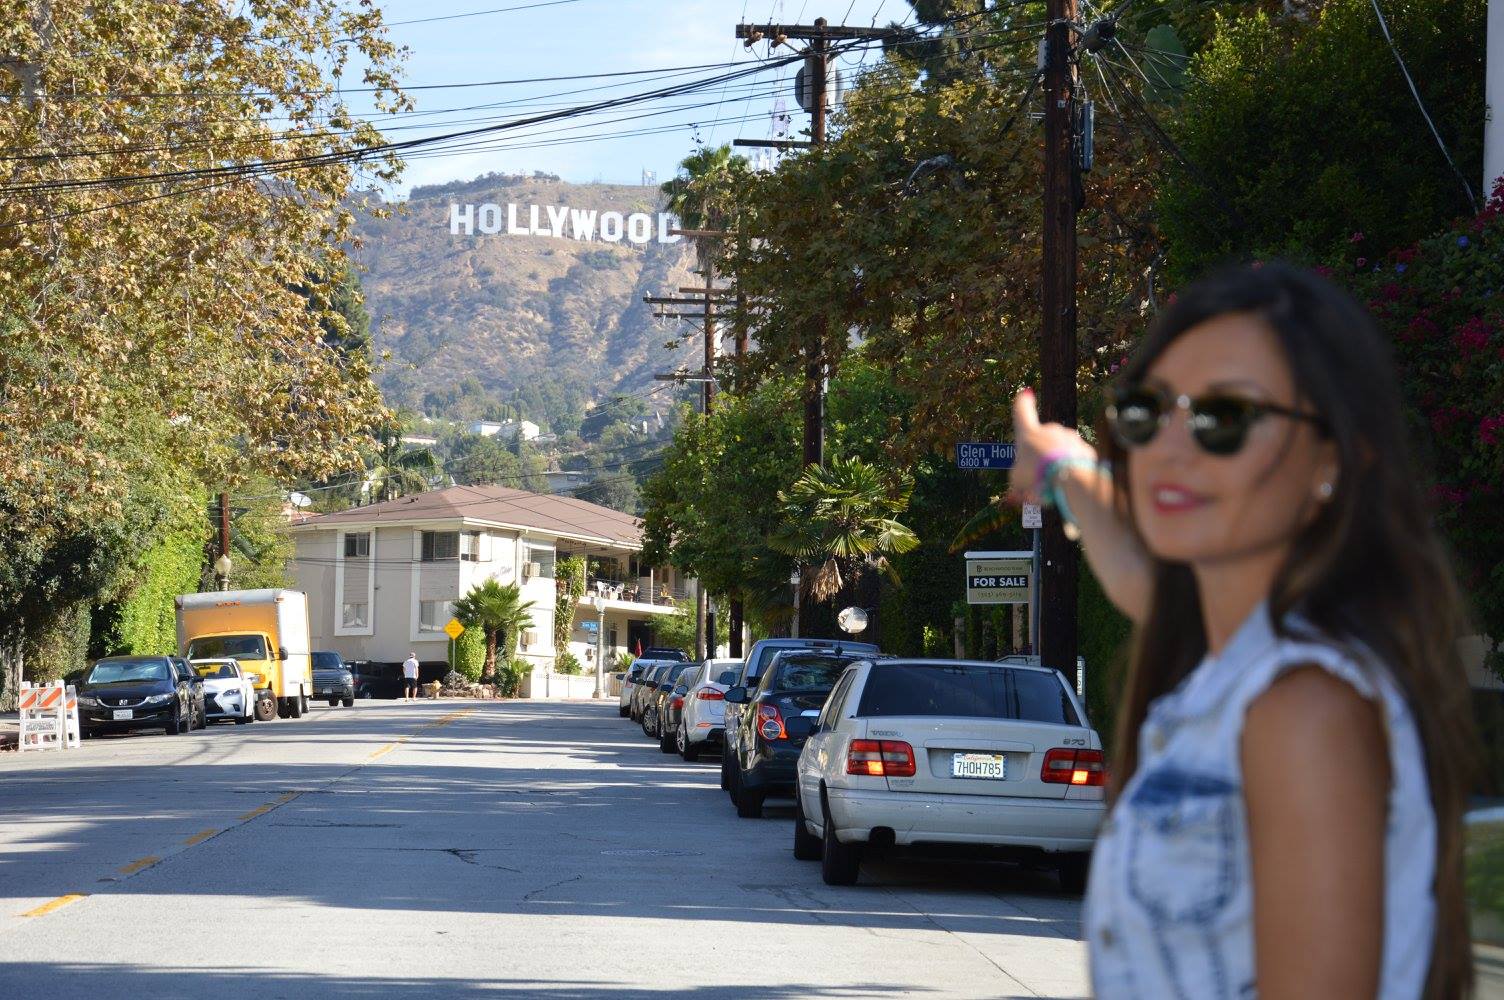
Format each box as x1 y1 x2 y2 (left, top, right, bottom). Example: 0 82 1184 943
176 589 313 719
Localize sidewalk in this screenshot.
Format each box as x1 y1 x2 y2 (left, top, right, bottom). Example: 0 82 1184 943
0 711 17 751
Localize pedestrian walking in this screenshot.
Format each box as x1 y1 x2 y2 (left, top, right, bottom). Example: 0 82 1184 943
402 652 419 702
1011 261 1475 999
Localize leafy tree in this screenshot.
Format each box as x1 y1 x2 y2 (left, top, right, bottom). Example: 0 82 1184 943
452 580 536 679
364 425 440 502
443 432 525 488
553 555 587 653
771 456 920 642
660 144 751 233
1159 0 1486 281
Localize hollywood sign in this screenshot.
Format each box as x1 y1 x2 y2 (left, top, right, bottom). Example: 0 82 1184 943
448 202 682 244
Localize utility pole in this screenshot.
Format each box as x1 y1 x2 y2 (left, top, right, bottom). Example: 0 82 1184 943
1488 0 1503 196
1039 0 1081 673
736 16 887 639
217 492 233 592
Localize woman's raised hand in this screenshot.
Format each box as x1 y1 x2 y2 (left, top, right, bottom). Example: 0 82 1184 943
1009 388 1098 505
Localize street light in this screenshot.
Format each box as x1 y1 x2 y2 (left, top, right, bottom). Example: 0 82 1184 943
592 593 607 699
214 553 233 592
789 569 801 639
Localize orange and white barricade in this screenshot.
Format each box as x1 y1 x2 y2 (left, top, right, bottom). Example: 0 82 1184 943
18 680 79 752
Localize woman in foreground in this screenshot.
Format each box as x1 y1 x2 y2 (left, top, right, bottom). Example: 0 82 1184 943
1011 262 1475 999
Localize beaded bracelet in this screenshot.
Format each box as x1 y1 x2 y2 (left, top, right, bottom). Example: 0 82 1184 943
1036 452 1109 540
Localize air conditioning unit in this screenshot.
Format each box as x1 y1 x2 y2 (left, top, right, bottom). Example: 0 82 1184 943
522 561 542 580
521 629 539 649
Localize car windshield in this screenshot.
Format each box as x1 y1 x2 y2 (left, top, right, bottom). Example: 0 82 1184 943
194 663 240 680
311 652 344 670
767 655 858 691
856 664 1080 725
87 659 170 684
187 635 268 660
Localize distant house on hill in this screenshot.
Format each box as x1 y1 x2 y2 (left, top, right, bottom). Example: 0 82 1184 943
288 485 692 695
468 419 540 442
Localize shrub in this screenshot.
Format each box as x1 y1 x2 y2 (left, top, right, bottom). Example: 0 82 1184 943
451 626 485 682
555 650 583 675
494 658 528 698
615 651 636 672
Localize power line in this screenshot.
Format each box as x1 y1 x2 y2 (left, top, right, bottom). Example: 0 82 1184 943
1368 0 1477 212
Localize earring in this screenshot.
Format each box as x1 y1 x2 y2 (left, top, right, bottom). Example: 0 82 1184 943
1317 482 1334 501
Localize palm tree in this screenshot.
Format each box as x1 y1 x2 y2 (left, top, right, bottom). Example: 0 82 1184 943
363 424 440 503
660 143 749 234
771 456 920 639
452 579 536 679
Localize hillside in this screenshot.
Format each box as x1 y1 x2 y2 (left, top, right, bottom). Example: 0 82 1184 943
353 173 699 427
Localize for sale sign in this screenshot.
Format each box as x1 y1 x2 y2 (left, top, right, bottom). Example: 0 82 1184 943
965 556 1033 605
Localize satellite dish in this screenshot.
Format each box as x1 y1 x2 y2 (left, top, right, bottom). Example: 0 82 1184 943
288 492 313 508
837 606 869 635
794 59 844 115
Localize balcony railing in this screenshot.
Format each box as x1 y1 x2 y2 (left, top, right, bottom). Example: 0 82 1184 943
584 577 688 607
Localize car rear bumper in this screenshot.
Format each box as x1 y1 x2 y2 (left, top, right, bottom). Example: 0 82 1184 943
825 785 1104 853
686 725 723 746
741 746 802 793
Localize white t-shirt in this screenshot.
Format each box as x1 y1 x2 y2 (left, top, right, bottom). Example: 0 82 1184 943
402 657 419 679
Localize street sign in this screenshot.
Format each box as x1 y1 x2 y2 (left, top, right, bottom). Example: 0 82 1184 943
965 555 1033 605
443 618 465 641
955 442 1016 470
580 620 599 634
1022 503 1043 529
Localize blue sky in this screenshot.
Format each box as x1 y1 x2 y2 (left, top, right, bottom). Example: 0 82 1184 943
351 0 907 193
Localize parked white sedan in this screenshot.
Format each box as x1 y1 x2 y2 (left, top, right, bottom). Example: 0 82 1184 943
189 658 256 724
794 658 1105 889
674 657 743 761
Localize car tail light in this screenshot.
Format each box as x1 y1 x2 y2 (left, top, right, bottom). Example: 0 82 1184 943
696 687 724 701
1041 748 1105 786
845 739 916 778
756 703 785 741
670 696 684 711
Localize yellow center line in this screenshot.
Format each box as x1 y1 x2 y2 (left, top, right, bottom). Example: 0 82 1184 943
117 856 159 876
182 828 219 846
238 802 275 821
21 894 86 918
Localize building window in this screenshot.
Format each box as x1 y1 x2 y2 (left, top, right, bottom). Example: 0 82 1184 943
608 624 618 651
419 600 454 633
460 531 482 562
525 545 555 579
342 603 368 628
421 531 459 561
344 532 371 558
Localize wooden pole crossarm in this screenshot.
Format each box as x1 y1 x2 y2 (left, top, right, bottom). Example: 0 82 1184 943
732 138 813 150
735 22 890 40
669 228 730 239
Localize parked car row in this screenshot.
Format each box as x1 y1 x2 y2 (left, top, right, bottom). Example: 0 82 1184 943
74 648 359 740
618 639 1107 891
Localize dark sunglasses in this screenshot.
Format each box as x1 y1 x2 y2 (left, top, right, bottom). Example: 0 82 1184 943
1106 384 1328 456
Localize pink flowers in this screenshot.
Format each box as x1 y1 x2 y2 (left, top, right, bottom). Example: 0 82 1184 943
1454 317 1494 356
1481 415 1504 447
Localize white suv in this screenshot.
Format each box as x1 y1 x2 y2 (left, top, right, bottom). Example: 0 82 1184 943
794 658 1106 890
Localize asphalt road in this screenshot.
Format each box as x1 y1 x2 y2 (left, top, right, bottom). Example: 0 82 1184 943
0 699 1088 999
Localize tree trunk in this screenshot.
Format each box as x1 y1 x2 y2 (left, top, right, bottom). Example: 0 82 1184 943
485 630 497 679
728 597 745 658
0 627 23 712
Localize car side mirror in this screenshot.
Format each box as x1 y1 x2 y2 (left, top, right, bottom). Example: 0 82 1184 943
278 647 289 661
717 671 738 686
724 686 747 704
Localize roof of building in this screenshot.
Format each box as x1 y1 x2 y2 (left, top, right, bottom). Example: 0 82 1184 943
293 485 642 547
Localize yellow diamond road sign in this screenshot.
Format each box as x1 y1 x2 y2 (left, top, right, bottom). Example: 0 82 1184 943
443 618 465 640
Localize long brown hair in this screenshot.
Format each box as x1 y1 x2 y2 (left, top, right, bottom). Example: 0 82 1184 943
1099 261 1477 998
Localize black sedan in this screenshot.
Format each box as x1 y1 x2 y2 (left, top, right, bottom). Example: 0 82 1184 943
725 649 871 818
312 651 356 707
657 662 703 754
641 662 695 739
78 656 201 737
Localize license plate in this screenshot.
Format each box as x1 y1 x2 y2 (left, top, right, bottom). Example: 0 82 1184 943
952 752 1006 780
112 709 133 721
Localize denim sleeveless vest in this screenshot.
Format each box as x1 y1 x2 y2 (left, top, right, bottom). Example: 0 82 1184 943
1085 603 1435 999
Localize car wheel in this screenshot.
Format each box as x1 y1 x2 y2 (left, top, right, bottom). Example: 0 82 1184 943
288 696 303 719
678 725 699 762
719 751 731 790
328 698 339 707
299 694 309 715
658 721 677 754
343 697 354 708
257 697 277 722
167 706 184 736
195 704 207 730
820 799 862 886
1057 853 1091 895
793 792 822 861
733 778 764 819
234 714 250 725
618 705 629 718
